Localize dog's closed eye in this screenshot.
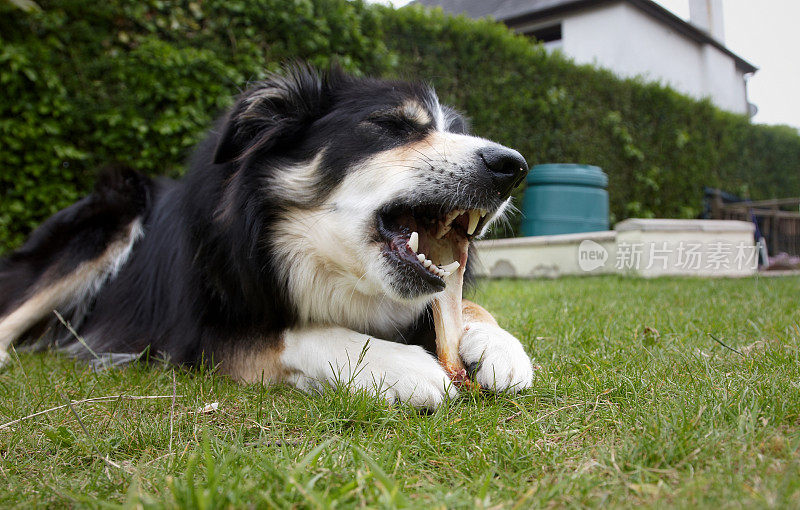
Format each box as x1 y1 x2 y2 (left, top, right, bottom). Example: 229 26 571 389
366 101 433 135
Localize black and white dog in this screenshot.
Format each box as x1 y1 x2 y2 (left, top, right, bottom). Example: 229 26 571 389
0 65 533 408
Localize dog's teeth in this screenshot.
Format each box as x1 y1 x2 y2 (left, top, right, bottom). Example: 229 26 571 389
435 209 462 239
442 271 451 277
417 253 426 263
444 209 462 228
480 209 488 218
441 261 460 272
467 210 481 235
408 231 419 253
435 222 452 240
423 259 433 268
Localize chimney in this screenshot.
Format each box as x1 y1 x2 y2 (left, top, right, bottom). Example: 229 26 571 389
689 0 725 42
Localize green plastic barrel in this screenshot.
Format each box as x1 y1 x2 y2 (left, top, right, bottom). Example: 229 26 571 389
521 164 609 236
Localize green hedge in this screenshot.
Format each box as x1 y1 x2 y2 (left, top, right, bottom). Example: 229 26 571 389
0 0 391 251
2 1 799 251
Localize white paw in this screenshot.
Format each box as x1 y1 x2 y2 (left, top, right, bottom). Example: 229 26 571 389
285 334 458 409
0 349 8 369
348 343 458 408
460 323 533 393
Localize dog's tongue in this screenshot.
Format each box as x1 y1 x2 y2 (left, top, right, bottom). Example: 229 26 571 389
429 234 474 388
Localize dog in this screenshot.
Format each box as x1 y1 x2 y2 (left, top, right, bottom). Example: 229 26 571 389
0 64 534 408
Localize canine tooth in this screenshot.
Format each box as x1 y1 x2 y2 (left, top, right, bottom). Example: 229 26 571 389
408 231 419 253
467 210 481 235
417 253 426 263
441 261 460 272
442 271 451 277
480 209 488 218
423 259 433 268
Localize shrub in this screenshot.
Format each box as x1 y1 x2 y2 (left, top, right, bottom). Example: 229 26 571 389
1 1 798 251
0 0 391 252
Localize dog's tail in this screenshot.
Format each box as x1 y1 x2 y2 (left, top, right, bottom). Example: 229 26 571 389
0 166 152 364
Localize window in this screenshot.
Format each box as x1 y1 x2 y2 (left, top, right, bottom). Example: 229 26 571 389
527 23 562 44
524 23 563 51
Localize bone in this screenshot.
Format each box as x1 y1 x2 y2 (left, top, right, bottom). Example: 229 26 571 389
429 235 475 388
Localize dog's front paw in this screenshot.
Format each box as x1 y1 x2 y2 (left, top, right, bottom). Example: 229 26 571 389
287 337 458 409
356 343 459 408
460 323 533 393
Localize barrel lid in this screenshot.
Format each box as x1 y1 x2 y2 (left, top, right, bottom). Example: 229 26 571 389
527 164 608 187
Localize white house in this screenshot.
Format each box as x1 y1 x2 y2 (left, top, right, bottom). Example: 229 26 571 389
413 0 758 115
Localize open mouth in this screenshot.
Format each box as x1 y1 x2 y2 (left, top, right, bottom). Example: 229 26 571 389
377 205 491 290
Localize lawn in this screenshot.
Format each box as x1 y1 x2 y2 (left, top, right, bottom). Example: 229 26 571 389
1 275 799 508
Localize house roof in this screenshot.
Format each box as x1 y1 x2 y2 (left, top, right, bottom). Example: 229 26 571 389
412 0 575 21
411 0 757 73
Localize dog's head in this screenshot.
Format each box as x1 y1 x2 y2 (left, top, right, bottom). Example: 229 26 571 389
212 65 527 322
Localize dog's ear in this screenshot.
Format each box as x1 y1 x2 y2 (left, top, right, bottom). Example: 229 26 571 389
213 65 330 164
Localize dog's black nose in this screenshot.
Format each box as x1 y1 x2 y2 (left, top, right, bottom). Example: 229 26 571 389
479 147 529 197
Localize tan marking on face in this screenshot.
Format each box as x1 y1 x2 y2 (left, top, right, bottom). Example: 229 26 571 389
462 299 499 327
219 336 289 384
391 129 488 162
400 100 432 127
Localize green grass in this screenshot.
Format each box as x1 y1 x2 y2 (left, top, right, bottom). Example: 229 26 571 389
1 276 799 508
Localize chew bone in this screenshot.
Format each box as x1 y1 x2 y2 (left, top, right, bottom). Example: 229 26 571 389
430 236 473 387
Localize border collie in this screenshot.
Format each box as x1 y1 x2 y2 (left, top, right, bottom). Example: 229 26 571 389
0 65 534 408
